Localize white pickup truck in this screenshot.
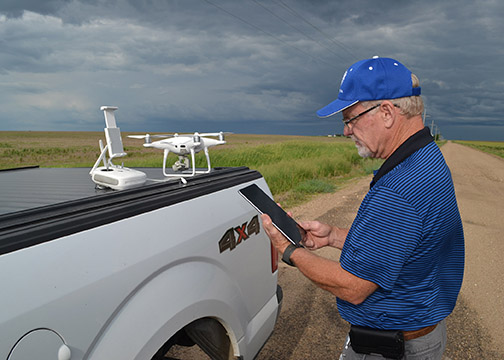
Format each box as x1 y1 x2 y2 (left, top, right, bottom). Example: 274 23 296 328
0 110 282 360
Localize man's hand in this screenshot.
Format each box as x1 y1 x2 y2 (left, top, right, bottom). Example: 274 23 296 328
299 220 348 250
260 214 291 255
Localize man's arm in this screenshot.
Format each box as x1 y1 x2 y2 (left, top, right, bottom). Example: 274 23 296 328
289 247 378 304
262 215 378 305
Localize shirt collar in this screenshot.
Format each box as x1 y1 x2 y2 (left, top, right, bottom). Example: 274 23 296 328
370 127 434 189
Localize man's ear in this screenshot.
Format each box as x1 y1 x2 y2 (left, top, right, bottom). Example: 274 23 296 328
380 101 397 129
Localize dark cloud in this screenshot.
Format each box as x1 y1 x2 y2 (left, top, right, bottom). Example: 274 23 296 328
0 0 503 140
0 0 70 18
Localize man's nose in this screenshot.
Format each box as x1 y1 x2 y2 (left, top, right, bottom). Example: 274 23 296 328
343 125 352 137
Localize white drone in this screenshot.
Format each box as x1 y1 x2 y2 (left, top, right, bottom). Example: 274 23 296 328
128 131 231 177
90 106 231 191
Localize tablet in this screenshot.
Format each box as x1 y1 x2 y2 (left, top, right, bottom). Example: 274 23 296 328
239 184 306 247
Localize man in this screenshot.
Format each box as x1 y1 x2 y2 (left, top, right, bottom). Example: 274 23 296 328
261 57 464 359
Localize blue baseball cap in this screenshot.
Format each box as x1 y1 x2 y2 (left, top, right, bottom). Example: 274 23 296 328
317 56 421 118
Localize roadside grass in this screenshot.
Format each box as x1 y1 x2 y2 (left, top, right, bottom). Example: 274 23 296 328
453 140 504 159
0 131 109 169
110 137 381 207
0 131 382 206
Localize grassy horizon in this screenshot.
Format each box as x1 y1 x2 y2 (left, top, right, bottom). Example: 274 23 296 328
0 131 381 207
4 132 500 207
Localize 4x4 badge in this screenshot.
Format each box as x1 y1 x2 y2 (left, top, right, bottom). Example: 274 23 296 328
219 215 260 253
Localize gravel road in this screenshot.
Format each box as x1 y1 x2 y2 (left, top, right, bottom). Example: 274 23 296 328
168 141 504 359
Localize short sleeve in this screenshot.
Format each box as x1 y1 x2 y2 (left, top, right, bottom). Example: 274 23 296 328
340 187 422 290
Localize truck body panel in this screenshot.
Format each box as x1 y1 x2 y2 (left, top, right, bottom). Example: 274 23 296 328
0 166 280 359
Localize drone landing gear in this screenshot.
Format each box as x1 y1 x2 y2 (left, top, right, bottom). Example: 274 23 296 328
163 148 212 178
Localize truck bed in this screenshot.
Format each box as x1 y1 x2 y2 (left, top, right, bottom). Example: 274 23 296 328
0 166 261 256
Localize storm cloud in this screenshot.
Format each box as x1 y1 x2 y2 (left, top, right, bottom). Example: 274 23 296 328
1 0 503 140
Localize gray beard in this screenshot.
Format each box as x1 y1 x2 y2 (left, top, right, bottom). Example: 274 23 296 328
351 136 373 158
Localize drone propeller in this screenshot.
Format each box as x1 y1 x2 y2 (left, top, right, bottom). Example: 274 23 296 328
199 132 233 137
171 131 233 142
128 131 233 144
160 132 232 138
127 134 171 139
128 134 172 144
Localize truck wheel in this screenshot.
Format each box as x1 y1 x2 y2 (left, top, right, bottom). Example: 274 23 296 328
150 328 194 360
184 318 233 360
151 318 234 360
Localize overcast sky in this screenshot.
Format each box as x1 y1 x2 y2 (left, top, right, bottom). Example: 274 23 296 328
1 0 503 141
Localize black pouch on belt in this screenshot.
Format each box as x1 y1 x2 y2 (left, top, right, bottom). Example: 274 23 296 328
349 324 405 359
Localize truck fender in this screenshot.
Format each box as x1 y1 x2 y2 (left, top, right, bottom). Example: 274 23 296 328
86 259 247 360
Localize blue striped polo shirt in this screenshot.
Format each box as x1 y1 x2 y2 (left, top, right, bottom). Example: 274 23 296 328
338 128 464 330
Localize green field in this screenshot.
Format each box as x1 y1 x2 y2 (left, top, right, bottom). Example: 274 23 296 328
0 131 382 207
454 140 504 159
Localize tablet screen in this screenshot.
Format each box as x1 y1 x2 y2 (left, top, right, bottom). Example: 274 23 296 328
239 184 305 247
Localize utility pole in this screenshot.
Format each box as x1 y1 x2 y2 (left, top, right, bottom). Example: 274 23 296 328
423 110 431 130
422 109 436 137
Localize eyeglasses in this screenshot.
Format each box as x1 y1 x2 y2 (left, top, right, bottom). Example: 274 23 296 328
342 103 401 127
342 104 380 127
